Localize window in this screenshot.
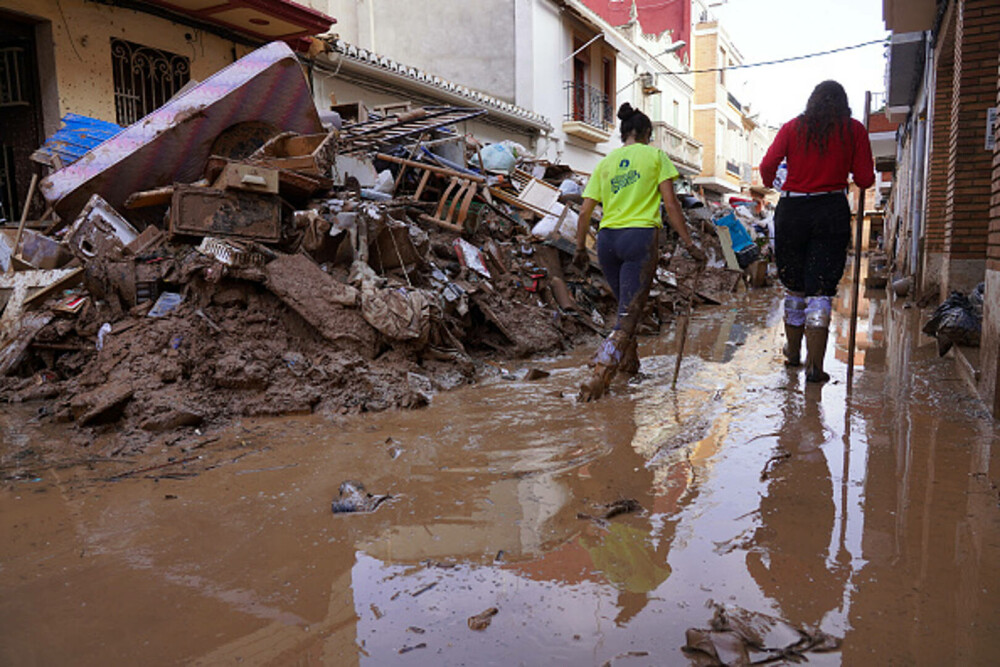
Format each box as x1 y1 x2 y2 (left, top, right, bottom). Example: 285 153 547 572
718 47 726 86
564 37 614 131
672 100 680 127
111 39 190 126
0 47 28 107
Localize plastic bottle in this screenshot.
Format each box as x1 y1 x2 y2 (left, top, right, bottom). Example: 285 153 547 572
773 162 788 191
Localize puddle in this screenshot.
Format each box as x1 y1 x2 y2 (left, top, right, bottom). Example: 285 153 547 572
3 272 1000 665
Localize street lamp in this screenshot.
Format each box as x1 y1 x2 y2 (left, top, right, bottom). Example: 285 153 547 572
656 40 686 57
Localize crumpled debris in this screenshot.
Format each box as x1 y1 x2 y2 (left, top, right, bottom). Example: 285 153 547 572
467 606 498 630
330 480 390 514
360 283 432 343
682 601 841 666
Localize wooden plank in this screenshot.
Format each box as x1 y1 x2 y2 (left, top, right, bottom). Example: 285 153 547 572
376 153 485 183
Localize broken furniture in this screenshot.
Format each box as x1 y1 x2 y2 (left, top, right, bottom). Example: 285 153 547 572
376 153 484 232
249 130 338 175
169 185 282 243
65 194 140 261
39 40 323 224
338 107 486 155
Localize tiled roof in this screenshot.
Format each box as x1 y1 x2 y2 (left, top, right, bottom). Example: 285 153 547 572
325 39 551 130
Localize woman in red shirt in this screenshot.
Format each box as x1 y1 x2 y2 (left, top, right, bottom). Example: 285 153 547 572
760 80 875 382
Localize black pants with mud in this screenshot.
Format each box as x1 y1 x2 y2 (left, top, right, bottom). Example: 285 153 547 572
774 193 851 297
597 227 659 333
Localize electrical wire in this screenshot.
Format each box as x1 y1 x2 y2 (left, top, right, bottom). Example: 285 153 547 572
617 38 886 94
688 38 887 74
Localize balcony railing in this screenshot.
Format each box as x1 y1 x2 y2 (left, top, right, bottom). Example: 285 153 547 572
651 121 703 174
563 81 612 131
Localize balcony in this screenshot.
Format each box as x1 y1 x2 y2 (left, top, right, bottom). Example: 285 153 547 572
651 121 703 175
562 81 612 143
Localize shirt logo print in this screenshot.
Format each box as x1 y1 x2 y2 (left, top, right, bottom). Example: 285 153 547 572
619 159 630 169
611 168 640 194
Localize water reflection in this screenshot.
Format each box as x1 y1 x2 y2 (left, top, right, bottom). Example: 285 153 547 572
746 389 847 629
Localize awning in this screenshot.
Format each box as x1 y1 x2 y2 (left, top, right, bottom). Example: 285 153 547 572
141 0 335 45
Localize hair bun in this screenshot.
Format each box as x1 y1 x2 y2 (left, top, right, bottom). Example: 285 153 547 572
617 103 636 121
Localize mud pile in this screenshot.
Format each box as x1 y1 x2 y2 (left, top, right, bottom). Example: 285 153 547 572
0 42 742 457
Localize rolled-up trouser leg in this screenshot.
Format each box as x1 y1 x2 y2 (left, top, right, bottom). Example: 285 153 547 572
804 296 832 382
783 293 805 366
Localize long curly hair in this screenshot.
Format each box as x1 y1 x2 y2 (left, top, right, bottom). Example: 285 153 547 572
798 81 851 153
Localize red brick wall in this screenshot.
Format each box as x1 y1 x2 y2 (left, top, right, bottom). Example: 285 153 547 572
945 0 1000 260
925 6 954 255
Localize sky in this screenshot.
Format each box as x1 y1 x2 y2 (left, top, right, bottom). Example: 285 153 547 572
708 0 890 127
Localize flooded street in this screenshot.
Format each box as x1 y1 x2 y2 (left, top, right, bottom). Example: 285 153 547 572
3 272 1000 666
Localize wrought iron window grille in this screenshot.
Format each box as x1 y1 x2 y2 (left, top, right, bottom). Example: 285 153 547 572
111 39 190 126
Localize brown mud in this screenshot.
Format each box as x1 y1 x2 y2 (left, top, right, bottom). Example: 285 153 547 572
3 266 1000 665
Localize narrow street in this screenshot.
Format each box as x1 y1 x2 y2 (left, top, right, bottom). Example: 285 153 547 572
3 265 999 666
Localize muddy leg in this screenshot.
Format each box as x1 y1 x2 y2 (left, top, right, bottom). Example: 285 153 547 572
579 230 659 401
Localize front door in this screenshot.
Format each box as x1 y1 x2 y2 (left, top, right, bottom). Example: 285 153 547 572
0 14 44 223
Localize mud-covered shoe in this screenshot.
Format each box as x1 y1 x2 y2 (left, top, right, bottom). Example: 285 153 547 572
783 323 804 367
619 338 640 375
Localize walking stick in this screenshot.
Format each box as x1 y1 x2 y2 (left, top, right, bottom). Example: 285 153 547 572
672 264 702 388
846 91 872 395
845 187 866 393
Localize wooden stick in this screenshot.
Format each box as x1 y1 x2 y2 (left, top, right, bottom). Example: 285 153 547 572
376 153 485 183
672 266 703 388
847 92 872 395
393 132 429 194
846 187 866 393
11 173 38 266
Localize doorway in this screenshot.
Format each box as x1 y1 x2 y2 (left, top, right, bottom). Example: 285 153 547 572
0 12 45 223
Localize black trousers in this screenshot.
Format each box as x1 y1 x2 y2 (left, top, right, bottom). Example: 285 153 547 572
774 193 851 297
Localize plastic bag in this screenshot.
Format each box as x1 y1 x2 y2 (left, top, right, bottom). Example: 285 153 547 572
471 143 517 174
922 290 981 355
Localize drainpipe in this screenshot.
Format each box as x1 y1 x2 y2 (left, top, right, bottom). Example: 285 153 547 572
915 32 935 299
909 113 926 275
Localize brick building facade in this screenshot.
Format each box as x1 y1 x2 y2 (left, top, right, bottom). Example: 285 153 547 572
885 0 1000 414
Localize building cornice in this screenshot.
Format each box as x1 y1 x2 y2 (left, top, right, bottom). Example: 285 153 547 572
314 38 552 133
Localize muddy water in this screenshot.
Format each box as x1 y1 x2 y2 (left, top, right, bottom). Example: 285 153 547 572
3 273 1000 666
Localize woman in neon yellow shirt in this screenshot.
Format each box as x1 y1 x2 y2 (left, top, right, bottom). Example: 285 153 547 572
574 103 705 401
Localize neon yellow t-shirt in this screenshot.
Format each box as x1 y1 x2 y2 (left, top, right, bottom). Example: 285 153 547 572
581 143 679 229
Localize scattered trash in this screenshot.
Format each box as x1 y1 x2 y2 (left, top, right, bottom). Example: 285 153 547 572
330 480 390 514
467 607 498 631
683 601 841 665
147 292 184 318
397 643 427 655
95 323 112 351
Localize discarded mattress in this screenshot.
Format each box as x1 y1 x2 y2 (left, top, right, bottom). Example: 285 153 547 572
40 41 322 221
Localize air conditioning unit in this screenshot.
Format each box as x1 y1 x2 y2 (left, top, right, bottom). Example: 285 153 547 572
640 72 660 95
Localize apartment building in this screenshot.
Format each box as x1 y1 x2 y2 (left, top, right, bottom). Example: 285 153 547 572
320 0 702 176
689 12 770 203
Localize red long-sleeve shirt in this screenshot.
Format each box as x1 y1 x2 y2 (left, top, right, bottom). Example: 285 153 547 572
760 117 875 192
